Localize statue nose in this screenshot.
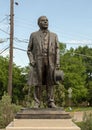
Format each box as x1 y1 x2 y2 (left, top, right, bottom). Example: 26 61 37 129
45 21 47 23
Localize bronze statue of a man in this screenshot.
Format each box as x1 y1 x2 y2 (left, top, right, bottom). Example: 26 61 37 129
27 16 60 108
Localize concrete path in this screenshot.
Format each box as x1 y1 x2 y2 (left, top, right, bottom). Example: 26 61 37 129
70 111 92 122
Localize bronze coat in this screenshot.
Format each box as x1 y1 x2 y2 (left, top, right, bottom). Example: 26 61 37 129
27 30 60 86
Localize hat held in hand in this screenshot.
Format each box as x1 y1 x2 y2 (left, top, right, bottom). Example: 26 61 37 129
54 69 64 84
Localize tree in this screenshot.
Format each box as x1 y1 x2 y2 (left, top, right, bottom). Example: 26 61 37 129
75 46 92 105
0 56 9 98
54 83 65 107
0 56 28 104
60 48 88 105
12 64 27 103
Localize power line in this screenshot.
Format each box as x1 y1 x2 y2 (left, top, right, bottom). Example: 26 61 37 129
0 38 9 43
1 15 92 45
14 17 92 41
0 27 28 43
0 46 9 54
0 15 9 23
0 44 9 51
13 46 27 52
1 18 92 46
62 51 92 59
14 37 28 43
73 52 92 58
13 45 92 59
0 28 9 35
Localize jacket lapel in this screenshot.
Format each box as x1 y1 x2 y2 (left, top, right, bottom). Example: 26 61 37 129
48 31 51 47
37 30 43 50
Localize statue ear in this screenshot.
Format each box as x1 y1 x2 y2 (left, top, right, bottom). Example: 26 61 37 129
38 23 42 28
38 22 39 26
38 18 41 27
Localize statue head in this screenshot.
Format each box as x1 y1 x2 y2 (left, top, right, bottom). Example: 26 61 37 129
38 16 49 30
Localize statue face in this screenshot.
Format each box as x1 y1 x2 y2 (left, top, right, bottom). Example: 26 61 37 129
38 16 48 30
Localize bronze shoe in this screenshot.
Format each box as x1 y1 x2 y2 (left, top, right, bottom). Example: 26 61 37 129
48 102 57 108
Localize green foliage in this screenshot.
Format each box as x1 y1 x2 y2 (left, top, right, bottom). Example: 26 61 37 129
87 81 92 105
0 93 21 128
0 56 9 97
54 83 65 107
22 84 34 107
59 42 66 55
75 46 92 106
0 56 29 104
65 107 92 112
0 44 92 107
76 112 92 130
60 48 88 105
12 64 27 103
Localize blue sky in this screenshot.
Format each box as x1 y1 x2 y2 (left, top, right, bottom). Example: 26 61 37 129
0 0 92 67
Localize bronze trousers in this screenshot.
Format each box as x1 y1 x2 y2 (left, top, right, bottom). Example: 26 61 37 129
34 56 54 106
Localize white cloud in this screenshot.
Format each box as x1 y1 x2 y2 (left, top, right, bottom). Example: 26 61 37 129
64 40 92 45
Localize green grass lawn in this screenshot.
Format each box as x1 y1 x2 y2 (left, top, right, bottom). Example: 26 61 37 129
65 107 92 112
65 107 92 130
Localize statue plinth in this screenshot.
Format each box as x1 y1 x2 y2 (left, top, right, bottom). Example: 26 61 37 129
15 108 71 119
6 108 81 130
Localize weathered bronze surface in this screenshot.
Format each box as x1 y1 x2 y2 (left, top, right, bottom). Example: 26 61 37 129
27 16 61 108
15 108 71 119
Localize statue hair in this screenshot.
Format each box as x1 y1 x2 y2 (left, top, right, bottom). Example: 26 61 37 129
38 16 48 25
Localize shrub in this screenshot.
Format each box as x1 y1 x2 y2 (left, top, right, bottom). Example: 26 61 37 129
0 93 21 128
82 112 92 130
76 112 92 130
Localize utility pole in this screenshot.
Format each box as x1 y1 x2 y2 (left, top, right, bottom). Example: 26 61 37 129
8 0 14 97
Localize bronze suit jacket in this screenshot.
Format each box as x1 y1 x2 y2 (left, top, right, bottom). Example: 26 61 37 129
27 30 60 86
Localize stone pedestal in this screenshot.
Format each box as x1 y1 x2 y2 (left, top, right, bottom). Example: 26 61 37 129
6 108 81 130
15 108 71 119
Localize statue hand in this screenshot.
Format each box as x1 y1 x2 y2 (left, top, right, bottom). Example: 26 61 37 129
30 61 36 67
56 64 60 70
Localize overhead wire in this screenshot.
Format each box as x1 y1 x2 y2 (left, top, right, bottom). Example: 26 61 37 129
0 16 88 47
1 46 92 66
0 46 9 54
14 37 28 43
0 28 10 35
13 46 26 52
1 16 92 67
62 51 92 59
13 46 28 66
14 17 92 43
1 16 92 45
0 15 9 23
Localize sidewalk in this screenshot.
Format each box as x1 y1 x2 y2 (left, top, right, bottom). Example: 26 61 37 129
70 111 92 122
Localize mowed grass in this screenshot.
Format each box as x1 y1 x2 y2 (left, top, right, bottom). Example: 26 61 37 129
65 107 92 112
